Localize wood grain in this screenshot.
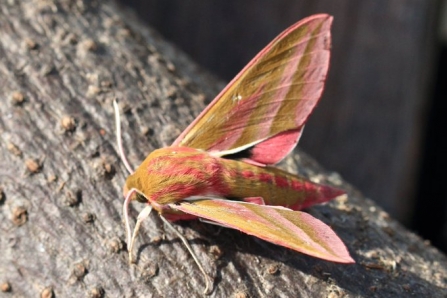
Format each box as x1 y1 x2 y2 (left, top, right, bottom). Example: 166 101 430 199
0 1 445 297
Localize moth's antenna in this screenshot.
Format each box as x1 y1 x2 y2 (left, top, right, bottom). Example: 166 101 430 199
113 99 134 175
160 215 213 294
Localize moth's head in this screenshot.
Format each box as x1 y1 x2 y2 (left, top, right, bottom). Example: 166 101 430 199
122 173 148 204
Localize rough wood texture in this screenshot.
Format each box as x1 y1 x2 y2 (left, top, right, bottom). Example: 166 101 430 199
135 0 439 222
0 1 446 297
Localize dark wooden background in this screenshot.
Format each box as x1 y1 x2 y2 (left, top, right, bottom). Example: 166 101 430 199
1 0 447 297
122 0 440 226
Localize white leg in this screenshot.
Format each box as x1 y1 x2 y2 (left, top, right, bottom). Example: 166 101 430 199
128 205 152 263
159 215 213 294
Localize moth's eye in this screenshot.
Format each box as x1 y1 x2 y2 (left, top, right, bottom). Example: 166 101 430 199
135 193 147 203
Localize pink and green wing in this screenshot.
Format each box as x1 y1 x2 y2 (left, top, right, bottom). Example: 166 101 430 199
172 14 332 165
172 199 354 263
167 15 352 263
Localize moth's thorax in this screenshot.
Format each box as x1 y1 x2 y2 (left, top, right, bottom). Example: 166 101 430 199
124 147 231 206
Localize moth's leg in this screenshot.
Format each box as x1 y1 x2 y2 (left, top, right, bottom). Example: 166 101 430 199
159 214 213 294
128 205 152 263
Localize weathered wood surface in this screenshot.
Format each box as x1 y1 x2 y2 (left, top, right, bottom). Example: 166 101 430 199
0 1 446 297
136 0 439 222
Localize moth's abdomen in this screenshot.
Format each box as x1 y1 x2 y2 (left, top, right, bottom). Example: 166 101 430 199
221 159 344 210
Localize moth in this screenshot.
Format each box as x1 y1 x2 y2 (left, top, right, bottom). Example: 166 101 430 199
115 14 354 293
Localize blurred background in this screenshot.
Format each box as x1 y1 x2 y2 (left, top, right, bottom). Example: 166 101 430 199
118 0 447 253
